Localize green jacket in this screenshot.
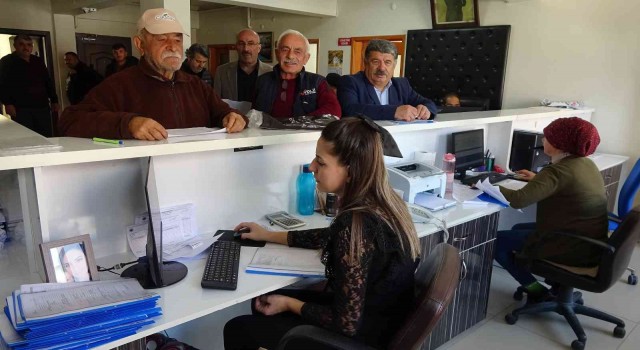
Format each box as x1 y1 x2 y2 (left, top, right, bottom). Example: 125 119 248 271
500 156 608 267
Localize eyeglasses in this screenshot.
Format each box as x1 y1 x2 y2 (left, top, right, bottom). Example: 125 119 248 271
280 80 288 102
236 42 259 48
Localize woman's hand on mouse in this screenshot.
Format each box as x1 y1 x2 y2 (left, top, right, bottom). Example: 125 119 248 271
515 169 536 181
234 222 267 241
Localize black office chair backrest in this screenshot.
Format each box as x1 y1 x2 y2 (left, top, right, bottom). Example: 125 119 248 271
599 206 640 288
388 243 461 350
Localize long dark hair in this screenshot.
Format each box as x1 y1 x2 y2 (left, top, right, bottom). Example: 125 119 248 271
320 118 419 261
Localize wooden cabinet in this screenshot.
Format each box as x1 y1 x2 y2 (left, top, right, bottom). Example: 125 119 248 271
601 164 623 212
418 212 500 350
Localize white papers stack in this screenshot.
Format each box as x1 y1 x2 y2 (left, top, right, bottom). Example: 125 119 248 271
126 203 215 260
475 178 510 206
0 116 62 156
166 127 227 137
246 245 325 278
0 279 161 350
414 192 456 211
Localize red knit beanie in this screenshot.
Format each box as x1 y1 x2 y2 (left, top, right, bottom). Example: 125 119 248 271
543 117 600 157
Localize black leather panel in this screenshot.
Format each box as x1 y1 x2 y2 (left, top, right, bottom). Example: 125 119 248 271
405 25 511 110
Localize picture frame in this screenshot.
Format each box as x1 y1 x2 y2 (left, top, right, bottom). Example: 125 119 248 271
430 0 480 29
40 234 99 283
257 32 273 63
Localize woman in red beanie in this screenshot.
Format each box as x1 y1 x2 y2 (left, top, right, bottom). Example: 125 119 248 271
494 117 608 302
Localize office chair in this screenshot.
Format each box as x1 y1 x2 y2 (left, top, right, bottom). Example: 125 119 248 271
504 206 640 350
607 159 640 285
275 243 462 350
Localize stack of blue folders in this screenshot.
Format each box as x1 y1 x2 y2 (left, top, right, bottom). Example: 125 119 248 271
0 279 161 350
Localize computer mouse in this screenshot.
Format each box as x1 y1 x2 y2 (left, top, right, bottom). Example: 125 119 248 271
234 227 250 238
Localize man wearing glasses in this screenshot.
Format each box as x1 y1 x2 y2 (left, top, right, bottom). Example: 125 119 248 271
214 29 272 102
254 29 341 119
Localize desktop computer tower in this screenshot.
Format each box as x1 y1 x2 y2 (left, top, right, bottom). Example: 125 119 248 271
509 130 551 172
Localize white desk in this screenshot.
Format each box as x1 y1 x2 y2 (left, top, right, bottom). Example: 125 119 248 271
1 106 619 349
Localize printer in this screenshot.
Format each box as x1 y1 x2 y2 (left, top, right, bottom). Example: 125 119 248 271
387 161 447 203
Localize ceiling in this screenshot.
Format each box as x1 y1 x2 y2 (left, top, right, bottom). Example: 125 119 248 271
50 0 236 15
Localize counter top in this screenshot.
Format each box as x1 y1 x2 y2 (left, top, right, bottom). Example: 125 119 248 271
0 107 593 171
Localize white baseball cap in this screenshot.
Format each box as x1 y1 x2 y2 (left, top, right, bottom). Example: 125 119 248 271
137 8 189 36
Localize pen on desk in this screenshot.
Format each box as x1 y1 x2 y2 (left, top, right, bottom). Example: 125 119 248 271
92 137 124 145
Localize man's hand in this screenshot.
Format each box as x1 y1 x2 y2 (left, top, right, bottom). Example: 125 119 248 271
51 103 60 113
128 116 168 140
416 104 431 120
4 104 16 118
394 105 418 121
222 112 246 133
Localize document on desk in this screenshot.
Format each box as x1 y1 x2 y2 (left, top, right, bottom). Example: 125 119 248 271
247 246 325 278
15 279 155 321
167 127 227 137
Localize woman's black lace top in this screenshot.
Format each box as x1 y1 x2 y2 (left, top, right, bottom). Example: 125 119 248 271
287 211 417 347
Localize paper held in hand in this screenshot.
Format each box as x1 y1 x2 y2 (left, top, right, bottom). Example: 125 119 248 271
475 178 511 207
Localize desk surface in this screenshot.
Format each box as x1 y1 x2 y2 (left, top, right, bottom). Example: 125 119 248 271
93 204 502 349
0 107 593 171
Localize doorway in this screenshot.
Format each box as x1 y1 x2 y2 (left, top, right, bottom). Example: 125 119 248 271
208 44 237 77
76 33 134 78
350 35 405 76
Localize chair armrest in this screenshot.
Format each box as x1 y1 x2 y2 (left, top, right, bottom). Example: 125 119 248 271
276 325 374 350
608 213 622 224
551 230 615 254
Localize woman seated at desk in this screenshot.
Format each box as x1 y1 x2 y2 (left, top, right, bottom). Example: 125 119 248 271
495 117 607 302
224 116 420 349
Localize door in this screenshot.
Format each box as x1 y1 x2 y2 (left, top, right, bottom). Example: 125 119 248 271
208 44 237 77
350 35 405 76
76 34 133 77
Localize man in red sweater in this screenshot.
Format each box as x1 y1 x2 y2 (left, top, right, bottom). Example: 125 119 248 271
59 8 245 140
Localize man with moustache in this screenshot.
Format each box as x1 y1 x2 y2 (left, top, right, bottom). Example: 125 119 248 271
59 8 246 140
254 29 341 119
214 29 272 102
0 34 59 136
181 43 213 86
338 39 436 121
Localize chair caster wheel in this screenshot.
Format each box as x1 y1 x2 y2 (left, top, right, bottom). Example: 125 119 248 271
575 298 584 305
505 313 518 325
614 326 626 338
571 340 585 350
628 274 638 285
513 287 525 301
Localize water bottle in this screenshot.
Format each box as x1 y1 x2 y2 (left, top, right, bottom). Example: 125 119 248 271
297 164 316 215
442 153 456 198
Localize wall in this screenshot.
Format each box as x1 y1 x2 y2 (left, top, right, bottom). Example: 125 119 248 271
197 0 640 165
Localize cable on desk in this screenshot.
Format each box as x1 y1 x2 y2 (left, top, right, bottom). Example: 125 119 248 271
97 259 139 276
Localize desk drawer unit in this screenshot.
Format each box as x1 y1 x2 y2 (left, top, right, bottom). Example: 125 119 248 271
418 212 499 350
601 164 622 212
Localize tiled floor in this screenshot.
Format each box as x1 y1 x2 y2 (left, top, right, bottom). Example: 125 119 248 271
439 243 640 350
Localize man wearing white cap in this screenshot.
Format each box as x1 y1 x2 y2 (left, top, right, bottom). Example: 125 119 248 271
59 8 246 140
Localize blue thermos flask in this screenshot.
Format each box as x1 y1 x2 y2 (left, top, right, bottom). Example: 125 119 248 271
297 164 316 215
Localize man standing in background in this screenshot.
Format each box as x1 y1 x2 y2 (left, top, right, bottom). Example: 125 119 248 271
105 43 139 77
0 34 59 137
214 29 272 102
180 43 213 86
64 52 103 105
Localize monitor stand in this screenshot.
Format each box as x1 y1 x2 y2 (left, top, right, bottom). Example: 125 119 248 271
121 260 188 289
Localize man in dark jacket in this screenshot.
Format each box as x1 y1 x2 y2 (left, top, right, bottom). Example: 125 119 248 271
338 39 436 121
0 34 59 137
180 43 212 86
59 8 245 140
254 29 341 119
64 52 103 105
104 43 139 77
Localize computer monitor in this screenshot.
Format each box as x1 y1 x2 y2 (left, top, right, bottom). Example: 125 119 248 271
121 157 188 289
450 129 485 178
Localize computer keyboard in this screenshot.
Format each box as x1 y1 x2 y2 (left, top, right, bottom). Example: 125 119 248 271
461 172 509 186
201 240 241 290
